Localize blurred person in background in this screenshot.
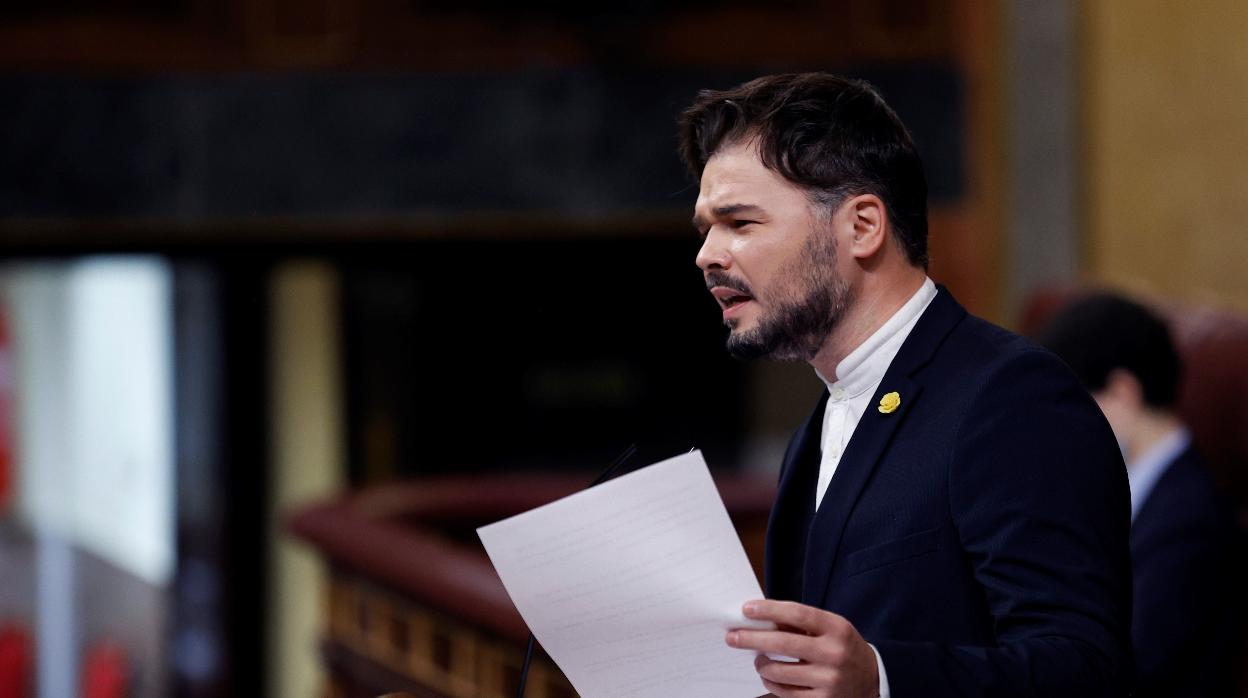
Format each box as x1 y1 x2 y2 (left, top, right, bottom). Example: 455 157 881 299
1039 292 1240 698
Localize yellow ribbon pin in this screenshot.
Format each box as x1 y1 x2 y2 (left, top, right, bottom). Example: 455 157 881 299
878 391 901 414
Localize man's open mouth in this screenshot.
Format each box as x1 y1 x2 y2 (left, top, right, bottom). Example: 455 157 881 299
710 286 754 310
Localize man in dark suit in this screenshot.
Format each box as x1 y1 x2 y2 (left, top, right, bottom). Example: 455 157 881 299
1039 293 1239 698
679 73 1132 697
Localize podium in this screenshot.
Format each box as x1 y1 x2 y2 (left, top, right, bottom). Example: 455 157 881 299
289 470 776 698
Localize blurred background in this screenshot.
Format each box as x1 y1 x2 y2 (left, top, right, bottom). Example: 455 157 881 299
0 0 1245 696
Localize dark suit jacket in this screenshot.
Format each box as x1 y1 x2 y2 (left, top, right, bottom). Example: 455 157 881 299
765 287 1133 697
1130 445 1238 698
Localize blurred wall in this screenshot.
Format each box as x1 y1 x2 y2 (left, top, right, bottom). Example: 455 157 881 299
1083 0 1248 311
268 261 344 698
1003 0 1078 318
0 1 999 321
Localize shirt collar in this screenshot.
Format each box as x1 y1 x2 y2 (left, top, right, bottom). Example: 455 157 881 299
1127 426 1191 520
816 277 937 400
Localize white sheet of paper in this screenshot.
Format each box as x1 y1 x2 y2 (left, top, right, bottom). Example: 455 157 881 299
477 450 768 698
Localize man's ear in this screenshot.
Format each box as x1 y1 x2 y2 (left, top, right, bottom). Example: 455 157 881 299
1103 368 1144 409
1096 368 1145 444
842 194 888 261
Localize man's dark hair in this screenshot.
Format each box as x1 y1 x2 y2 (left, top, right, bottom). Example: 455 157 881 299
677 72 929 268
1038 293 1183 409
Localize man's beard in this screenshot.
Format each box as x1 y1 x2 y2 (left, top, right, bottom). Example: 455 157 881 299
721 233 853 362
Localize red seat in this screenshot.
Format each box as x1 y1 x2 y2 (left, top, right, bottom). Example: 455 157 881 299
81 642 128 698
0 625 32 698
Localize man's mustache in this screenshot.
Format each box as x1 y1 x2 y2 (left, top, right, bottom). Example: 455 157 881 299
705 271 754 297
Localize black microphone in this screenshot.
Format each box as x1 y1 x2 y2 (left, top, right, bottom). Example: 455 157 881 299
514 443 640 698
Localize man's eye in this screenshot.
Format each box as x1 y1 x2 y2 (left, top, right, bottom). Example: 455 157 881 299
731 219 757 229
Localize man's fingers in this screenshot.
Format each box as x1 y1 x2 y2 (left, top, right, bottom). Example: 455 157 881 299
755 654 833 689
760 676 809 698
726 628 813 660
743 599 840 634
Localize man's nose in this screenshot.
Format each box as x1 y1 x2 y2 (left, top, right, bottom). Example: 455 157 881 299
695 227 730 272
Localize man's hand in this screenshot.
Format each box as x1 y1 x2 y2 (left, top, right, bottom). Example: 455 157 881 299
726 600 879 698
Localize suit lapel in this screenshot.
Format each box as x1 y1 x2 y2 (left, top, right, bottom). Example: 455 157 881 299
801 376 922 605
765 390 827 600
800 287 966 607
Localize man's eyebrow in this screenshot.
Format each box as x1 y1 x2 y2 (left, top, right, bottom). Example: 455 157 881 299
691 203 764 232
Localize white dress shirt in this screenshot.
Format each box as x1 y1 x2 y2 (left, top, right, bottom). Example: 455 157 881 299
811 276 937 698
814 278 937 509
1126 426 1190 521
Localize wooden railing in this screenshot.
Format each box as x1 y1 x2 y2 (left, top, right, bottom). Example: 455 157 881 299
289 470 776 698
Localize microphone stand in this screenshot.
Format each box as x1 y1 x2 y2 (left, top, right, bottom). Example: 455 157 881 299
514 443 639 698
